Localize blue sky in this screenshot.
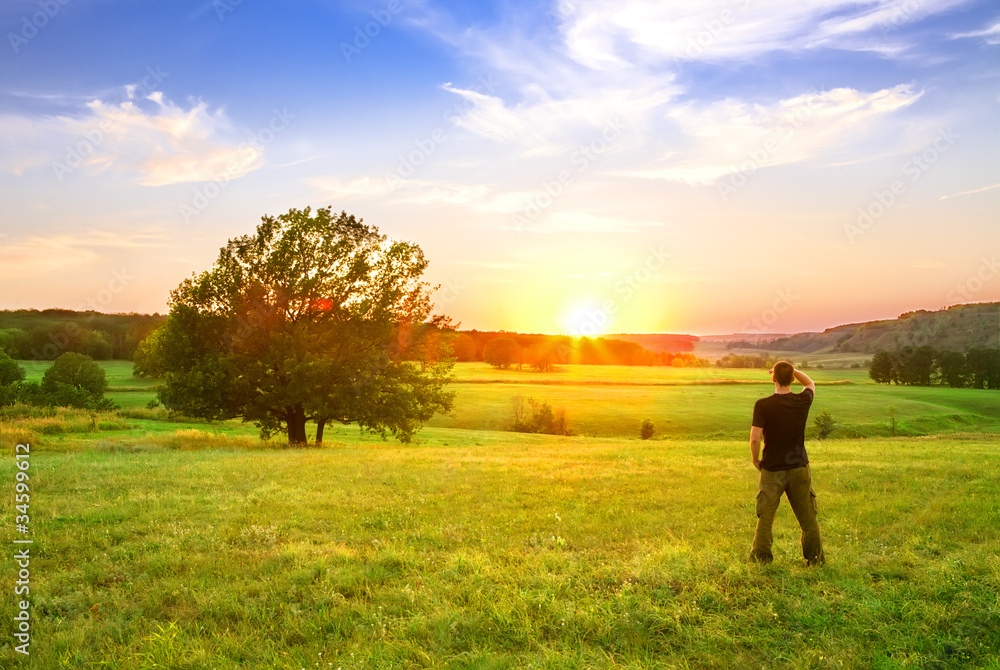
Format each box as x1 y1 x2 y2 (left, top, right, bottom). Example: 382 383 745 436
1 0 998 335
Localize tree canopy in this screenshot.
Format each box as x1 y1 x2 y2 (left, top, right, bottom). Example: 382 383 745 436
148 206 455 445
483 337 520 370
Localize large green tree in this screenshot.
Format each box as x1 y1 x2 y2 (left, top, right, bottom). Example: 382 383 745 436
152 206 455 445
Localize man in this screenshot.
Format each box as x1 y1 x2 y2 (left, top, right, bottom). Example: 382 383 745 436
748 361 825 565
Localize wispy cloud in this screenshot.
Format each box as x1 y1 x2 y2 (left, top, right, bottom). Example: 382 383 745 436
442 77 673 157
624 85 923 184
309 175 495 209
558 0 972 67
939 181 1000 200
1 91 263 186
409 0 938 190
948 20 1000 45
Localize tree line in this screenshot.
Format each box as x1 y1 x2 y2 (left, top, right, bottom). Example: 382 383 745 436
868 346 1000 389
0 310 162 361
714 353 790 369
466 333 710 370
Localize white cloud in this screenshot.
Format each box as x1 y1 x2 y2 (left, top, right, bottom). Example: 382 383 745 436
309 175 494 209
441 84 526 142
310 173 577 222
0 92 263 186
626 85 923 184
70 95 261 186
442 79 673 157
948 20 1000 45
558 0 971 67
417 0 939 185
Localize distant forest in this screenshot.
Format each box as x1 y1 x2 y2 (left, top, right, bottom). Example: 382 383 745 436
455 331 706 369
0 309 163 361
0 310 705 367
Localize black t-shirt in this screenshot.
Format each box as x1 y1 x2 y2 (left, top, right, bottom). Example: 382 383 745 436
752 387 814 471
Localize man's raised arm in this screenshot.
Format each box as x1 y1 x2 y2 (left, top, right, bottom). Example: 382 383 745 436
794 368 816 393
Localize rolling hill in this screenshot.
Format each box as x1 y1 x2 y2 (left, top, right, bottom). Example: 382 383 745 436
747 302 999 354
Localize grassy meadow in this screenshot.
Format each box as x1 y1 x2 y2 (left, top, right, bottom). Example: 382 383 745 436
2 360 999 668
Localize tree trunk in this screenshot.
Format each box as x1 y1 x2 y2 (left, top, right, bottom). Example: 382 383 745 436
315 418 327 445
286 406 308 446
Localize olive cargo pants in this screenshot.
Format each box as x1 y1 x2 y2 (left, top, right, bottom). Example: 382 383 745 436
750 465 825 565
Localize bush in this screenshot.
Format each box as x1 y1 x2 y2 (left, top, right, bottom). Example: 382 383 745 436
814 410 836 440
510 396 572 435
640 418 655 440
13 353 119 410
43 352 107 397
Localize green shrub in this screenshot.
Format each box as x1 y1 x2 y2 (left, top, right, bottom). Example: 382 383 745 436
640 418 655 440
510 396 572 435
814 410 836 440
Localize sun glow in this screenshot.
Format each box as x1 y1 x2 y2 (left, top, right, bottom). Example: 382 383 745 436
560 300 613 337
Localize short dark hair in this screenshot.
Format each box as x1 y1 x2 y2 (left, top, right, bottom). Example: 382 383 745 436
773 361 794 387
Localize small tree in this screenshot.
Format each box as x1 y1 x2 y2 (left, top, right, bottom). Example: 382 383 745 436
510 397 571 435
814 410 836 440
640 418 655 440
527 342 559 372
887 405 898 437
483 337 519 370
869 351 894 384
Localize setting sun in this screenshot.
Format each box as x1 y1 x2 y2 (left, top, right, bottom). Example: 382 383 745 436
561 300 614 337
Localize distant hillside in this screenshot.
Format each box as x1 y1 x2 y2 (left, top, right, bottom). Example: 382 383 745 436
753 303 999 354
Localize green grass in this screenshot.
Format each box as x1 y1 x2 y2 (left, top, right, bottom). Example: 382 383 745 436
2 431 999 668
449 362 872 384
11 360 1000 441
429 364 997 439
